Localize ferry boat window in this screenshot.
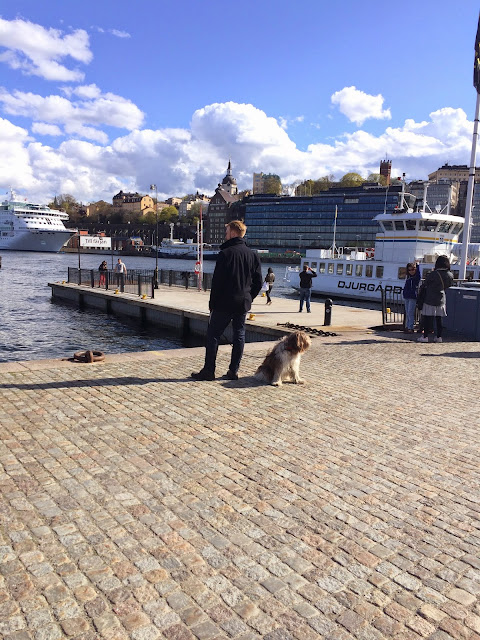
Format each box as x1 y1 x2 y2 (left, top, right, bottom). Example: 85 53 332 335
376 266 384 277
319 263 325 273
467 270 474 280
310 262 317 269
394 221 405 231
452 269 459 279
382 221 394 231
398 267 407 279
419 220 438 232
437 221 451 233
346 264 353 276
451 223 462 234
328 263 334 274
304 261 309 267
405 220 417 231
365 265 373 277
355 264 363 276
336 263 343 275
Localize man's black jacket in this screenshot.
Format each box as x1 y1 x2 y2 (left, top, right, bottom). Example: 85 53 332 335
209 237 263 313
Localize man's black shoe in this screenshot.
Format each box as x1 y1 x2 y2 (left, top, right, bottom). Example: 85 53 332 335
191 370 215 381
226 370 238 380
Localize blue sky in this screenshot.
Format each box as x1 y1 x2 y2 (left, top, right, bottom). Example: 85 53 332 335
1 0 480 203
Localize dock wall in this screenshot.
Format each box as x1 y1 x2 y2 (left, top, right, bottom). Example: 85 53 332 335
49 283 285 343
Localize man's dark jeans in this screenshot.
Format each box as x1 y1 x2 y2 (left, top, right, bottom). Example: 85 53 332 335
204 310 247 375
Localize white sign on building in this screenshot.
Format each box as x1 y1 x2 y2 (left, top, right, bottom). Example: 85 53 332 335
79 235 112 248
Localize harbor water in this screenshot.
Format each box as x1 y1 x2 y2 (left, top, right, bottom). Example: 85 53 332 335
0 251 297 363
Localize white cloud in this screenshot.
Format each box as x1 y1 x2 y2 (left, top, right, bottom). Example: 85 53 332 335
331 86 391 126
0 86 144 137
31 122 63 136
0 17 91 81
0 102 474 204
110 29 131 39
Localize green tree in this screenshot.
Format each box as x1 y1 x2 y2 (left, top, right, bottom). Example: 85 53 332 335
142 211 157 225
262 174 282 195
158 206 179 223
366 173 388 186
339 172 365 187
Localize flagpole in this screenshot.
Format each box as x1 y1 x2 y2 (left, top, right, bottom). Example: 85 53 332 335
461 13 480 279
460 91 480 279
332 205 338 257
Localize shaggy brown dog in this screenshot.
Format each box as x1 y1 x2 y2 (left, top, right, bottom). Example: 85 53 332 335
254 331 311 386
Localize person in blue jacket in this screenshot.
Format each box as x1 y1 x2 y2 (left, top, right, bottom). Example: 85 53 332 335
403 262 420 333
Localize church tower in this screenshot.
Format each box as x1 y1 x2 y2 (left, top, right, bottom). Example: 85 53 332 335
221 160 238 196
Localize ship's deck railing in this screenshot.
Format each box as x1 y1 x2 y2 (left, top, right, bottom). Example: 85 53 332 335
67 267 214 297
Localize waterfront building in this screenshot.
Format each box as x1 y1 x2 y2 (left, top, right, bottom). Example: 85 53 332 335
178 193 210 218
242 182 411 250
165 197 183 208
253 172 265 194
112 191 155 215
204 161 240 244
428 163 480 183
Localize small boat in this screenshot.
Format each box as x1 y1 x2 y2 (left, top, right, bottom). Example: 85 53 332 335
0 190 76 252
285 180 479 301
187 244 219 261
155 238 193 258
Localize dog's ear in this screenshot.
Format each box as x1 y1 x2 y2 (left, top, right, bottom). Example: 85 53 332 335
297 331 311 352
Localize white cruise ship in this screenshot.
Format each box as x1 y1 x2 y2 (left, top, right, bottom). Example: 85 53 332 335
0 191 76 252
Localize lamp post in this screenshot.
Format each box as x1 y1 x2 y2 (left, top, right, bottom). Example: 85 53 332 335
150 184 159 288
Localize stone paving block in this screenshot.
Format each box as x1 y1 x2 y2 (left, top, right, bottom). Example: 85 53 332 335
2 338 480 639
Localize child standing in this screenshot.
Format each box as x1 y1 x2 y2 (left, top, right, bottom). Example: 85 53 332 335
403 263 420 333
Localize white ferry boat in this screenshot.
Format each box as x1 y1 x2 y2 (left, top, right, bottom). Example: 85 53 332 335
156 238 193 258
285 181 479 301
0 190 76 252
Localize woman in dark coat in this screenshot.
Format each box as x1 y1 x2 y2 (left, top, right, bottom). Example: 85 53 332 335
417 255 454 343
264 267 275 305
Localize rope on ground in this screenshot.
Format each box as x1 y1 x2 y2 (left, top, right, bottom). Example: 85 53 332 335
276 322 338 337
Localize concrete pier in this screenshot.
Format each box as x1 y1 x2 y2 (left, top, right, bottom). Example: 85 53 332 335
49 282 383 342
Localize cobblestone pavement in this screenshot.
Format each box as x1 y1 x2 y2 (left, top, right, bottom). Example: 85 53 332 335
1 334 480 640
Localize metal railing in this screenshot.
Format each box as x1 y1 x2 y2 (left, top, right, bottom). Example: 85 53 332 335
381 287 405 326
67 267 213 297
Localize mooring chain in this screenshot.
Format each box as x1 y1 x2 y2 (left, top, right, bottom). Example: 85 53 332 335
277 322 338 337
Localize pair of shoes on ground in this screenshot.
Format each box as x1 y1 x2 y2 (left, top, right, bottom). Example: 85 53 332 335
191 369 239 381
266 301 272 305
417 336 443 343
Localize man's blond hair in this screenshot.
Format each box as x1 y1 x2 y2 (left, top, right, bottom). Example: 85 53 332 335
225 220 247 237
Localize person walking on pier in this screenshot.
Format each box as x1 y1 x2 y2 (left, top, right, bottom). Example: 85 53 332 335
192 220 263 381
299 264 317 312
417 255 453 343
403 262 420 333
264 267 275 305
99 260 108 287
114 258 127 290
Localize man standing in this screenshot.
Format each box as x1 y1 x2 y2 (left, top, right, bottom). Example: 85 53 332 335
114 258 127 291
299 264 317 312
192 220 262 381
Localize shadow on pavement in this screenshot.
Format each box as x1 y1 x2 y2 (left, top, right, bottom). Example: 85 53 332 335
0 376 190 390
420 351 480 358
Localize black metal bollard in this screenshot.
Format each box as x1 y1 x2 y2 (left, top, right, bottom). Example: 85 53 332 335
324 298 333 326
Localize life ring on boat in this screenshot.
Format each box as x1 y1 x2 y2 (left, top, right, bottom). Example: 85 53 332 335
73 350 105 363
